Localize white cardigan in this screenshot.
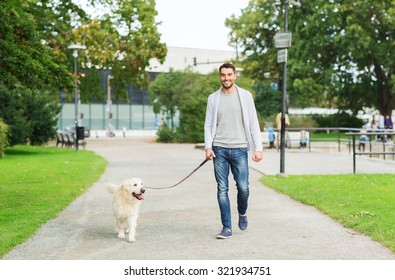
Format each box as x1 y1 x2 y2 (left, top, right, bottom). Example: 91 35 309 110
204 85 263 152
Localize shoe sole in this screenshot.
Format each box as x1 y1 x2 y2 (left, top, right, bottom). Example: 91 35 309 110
216 235 232 239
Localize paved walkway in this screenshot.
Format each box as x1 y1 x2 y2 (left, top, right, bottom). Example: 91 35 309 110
3 137 395 260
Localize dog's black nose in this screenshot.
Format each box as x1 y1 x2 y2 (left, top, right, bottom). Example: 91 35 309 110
141 188 146 193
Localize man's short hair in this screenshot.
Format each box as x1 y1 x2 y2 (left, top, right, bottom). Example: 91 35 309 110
219 63 236 74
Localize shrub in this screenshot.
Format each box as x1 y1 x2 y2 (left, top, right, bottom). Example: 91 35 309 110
156 124 176 143
0 85 61 145
289 115 318 128
311 112 364 128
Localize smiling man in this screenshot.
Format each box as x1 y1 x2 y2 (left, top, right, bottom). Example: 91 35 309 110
204 63 263 239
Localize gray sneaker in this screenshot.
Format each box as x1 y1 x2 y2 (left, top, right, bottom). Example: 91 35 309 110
216 228 232 239
238 214 248 230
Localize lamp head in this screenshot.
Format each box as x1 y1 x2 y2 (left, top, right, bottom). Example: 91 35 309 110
289 0 302 8
68 44 86 58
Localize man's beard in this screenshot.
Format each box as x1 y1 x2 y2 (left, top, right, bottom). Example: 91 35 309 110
221 81 233 89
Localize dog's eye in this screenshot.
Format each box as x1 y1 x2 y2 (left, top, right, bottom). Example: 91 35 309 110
133 183 137 186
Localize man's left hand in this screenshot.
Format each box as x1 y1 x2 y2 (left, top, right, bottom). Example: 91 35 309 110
252 151 263 162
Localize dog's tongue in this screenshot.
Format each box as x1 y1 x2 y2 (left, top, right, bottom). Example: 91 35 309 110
134 193 144 200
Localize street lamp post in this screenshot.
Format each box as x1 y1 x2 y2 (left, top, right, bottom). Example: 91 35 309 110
107 75 113 137
68 43 86 151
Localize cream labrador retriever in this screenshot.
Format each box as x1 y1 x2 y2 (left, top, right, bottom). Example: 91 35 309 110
106 178 145 243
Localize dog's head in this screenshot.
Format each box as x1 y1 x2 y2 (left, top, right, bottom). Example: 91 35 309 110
121 178 145 201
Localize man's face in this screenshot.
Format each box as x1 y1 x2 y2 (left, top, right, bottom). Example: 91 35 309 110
219 68 236 90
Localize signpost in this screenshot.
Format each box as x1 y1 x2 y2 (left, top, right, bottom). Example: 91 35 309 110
275 32 292 49
277 49 288 63
275 5 293 175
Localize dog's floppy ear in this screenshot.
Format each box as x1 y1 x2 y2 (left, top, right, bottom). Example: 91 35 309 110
106 183 118 193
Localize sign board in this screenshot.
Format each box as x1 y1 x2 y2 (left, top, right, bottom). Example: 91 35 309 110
277 49 288 63
275 32 292 49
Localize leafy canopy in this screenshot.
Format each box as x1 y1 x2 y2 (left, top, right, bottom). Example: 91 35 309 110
226 0 395 115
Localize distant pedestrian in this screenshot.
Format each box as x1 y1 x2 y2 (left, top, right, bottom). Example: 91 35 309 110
268 127 275 149
299 130 308 149
160 118 166 127
276 112 290 147
358 130 368 152
384 115 393 129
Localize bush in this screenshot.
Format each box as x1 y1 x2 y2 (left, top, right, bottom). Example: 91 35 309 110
156 124 176 143
288 115 318 128
0 118 9 157
0 85 61 145
311 112 364 128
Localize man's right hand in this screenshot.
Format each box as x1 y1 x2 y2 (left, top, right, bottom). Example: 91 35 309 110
205 148 216 160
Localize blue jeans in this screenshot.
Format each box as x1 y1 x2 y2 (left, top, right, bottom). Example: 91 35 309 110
213 146 249 229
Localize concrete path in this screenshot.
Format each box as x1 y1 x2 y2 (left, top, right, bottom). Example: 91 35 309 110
3 137 395 260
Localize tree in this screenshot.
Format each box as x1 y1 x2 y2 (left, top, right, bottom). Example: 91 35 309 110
253 81 282 118
148 69 185 129
173 72 215 143
71 0 167 101
1 0 166 98
0 0 73 90
226 0 395 116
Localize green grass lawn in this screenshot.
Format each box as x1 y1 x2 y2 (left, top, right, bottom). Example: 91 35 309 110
0 145 107 257
261 174 395 253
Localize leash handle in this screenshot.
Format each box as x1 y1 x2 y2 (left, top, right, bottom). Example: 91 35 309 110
145 158 209 190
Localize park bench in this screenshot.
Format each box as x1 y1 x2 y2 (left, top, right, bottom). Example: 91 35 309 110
55 132 65 147
55 129 88 149
261 130 309 149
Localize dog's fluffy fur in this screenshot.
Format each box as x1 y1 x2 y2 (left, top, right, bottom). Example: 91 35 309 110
106 178 145 243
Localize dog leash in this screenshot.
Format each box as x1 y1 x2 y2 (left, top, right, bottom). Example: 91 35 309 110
145 158 209 190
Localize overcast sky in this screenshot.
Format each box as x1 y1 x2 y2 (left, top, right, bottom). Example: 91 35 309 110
155 0 250 51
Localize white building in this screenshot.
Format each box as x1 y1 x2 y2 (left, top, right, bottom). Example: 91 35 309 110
148 46 239 74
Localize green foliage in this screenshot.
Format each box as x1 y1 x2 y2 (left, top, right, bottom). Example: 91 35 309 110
253 80 282 118
174 72 214 143
156 124 176 143
1 0 166 100
0 85 61 145
311 112 364 128
79 68 105 103
72 0 167 100
226 0 395 116
0 145 107 256
288 115 318 128
262 174 395 252
0 118 9 158
0 0 73 90
148 69 184 129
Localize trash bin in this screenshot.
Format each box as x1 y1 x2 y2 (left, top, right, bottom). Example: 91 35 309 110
77 126 85 140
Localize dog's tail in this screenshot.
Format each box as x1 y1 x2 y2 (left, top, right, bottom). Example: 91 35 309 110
106 182 118 193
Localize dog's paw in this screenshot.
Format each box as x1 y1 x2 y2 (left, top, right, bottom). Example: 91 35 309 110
117 233 125 239
128 238 136 243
